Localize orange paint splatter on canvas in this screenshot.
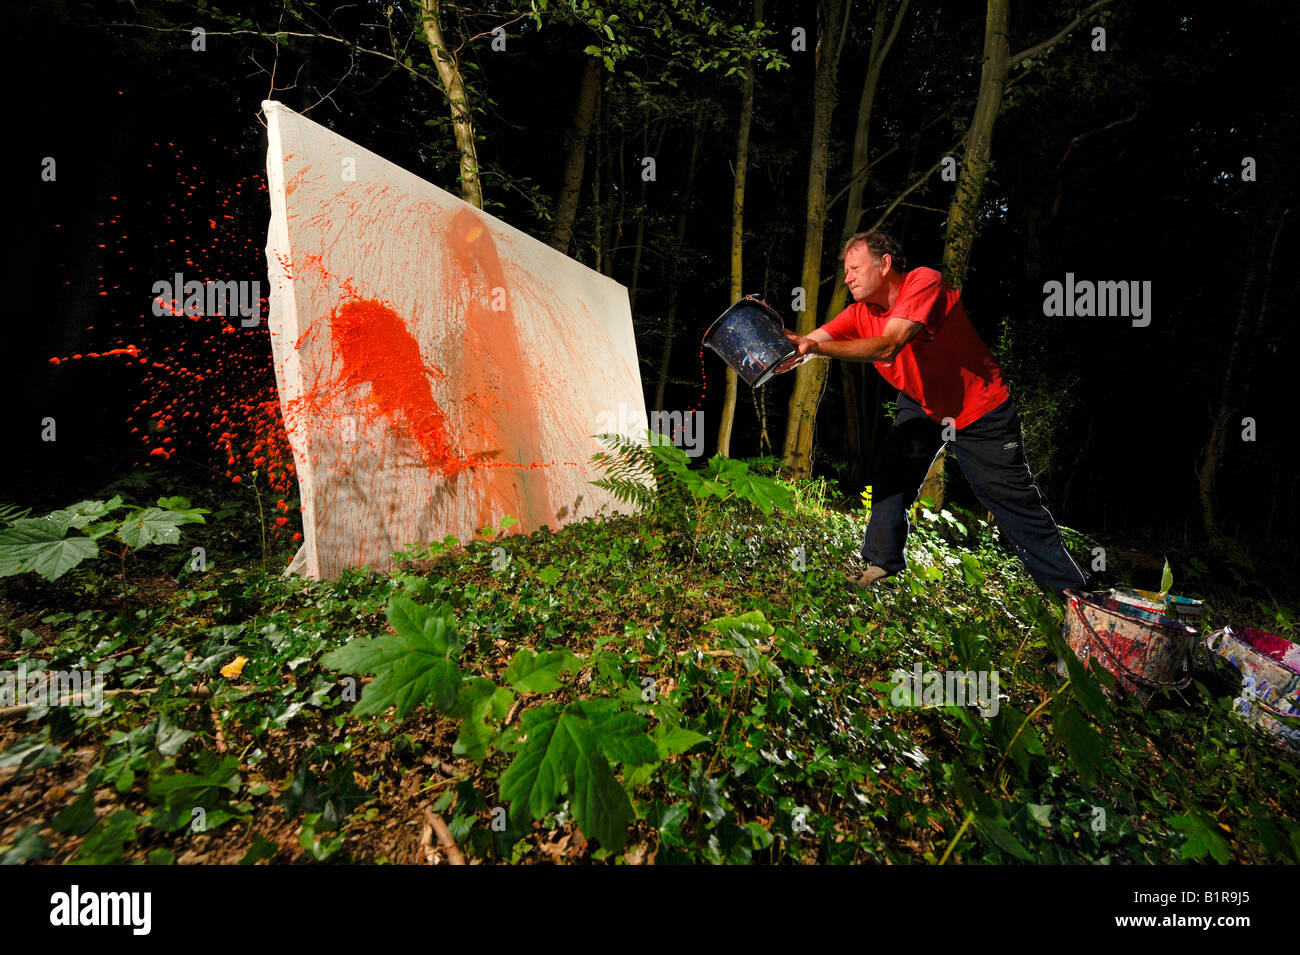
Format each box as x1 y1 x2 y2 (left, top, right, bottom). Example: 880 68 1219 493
329 297 472 477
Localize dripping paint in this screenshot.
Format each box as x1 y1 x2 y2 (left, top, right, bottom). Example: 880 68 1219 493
263 101 645 579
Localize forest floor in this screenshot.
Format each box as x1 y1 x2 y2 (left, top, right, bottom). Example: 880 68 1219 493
2 463 1298 865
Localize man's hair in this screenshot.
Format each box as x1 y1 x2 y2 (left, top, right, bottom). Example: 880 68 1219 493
841 231 907 273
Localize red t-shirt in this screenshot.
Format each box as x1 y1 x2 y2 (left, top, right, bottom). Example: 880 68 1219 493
820 267 1010 429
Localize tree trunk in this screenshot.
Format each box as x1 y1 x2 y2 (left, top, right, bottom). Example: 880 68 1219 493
921 0 1011 508
609 116 624 278
940 0 1010 286
718 0 764 458
841 362 864 484
921 0 1110 509
841 0 909 244
782 0 851 479
417 0 482 208
591 89 603 273
828 0 910 483
628 122 667 314
549 57 602 254
1198 209 1288 542
653 109 703 414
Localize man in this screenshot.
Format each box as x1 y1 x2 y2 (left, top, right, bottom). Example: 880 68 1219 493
779 231 1090 598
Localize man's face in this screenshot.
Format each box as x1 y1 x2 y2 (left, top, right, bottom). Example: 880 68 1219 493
843 243 890 304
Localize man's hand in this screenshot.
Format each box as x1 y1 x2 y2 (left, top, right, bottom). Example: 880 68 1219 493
784 329 821 357
772 330 819 374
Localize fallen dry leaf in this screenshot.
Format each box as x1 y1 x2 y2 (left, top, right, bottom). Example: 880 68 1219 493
220 656 249 679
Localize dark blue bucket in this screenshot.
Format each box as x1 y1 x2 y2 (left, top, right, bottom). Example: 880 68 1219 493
702 297 798 388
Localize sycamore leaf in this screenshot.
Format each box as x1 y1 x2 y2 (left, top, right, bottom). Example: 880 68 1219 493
116 508 188 549
653 723 709 760
320 597 462 718
387 596 459 654
45 497 124 529
504 648 576 693
155 496 209 524
0 519 98 581
498 700 656 851
708 459 794 516
451 677 513 763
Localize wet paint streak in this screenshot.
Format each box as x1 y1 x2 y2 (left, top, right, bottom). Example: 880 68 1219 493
330 298 471 478
446 207 555 531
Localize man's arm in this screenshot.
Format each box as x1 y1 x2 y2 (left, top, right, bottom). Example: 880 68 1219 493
786 317 925 363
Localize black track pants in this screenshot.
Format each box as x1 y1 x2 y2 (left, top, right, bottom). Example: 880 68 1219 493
860 392 1091 596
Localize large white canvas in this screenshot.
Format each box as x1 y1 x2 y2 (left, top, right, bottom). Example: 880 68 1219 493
262 101 645 579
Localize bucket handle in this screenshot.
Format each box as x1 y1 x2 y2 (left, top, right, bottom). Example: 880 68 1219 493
1070 596 1193 692
1203 627 1300 719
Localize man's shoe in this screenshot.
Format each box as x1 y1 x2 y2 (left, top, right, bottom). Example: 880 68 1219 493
854 565 892 589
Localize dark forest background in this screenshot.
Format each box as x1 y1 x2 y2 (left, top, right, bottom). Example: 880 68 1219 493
6 0 1298 577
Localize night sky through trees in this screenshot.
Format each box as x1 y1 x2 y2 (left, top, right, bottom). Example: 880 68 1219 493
7 0 1299 578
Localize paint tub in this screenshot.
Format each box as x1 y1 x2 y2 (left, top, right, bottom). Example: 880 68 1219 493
1205 625 1300 753
1109 587 1167 616
1062 590 1198 705
1110 587 1204 629
1166 594 1204 628
702 297 799 388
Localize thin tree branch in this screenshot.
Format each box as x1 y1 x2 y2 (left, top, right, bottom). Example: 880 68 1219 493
453 12 532 56
865 134 968 233
1057 108 1139 169
104 23 451 103
1006 0 1116 68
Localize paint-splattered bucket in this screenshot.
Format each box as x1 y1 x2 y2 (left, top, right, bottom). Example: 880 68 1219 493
1110 588 1205 629
1166 594 1205 628
1062 590 1198 705
1204 625 1300 753
703 297 799 388
1109 588 1165 616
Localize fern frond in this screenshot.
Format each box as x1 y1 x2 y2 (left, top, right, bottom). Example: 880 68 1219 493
590 431 659 511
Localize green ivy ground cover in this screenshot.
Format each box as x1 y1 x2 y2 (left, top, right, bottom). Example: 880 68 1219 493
1 446 1297 865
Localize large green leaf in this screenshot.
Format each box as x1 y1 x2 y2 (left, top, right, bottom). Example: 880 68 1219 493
975 813 1034 861
706 611 777 675
1167 813 1231 864
653 723 709 761
1054 631 1110 722
45 496 123 529
1054 702 1104 788
72 809 142 865
147 752 242 831
0 519 99 581
116 508 188 549
387 596 460 654
320 597 462 717
155 496 208 524
451 677 513 762
504 648 576 693
498 700 657 851
705 457 794 515
0 824 50 865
